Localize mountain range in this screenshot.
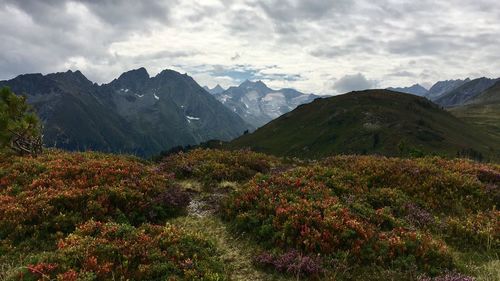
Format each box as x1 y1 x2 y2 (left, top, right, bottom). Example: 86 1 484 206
388 77 500 107
426 79 470 100
213 80 320 128
387 84 428 96
0 68 250 157
434 77 499 107
3 67 500 160
449 80 500 139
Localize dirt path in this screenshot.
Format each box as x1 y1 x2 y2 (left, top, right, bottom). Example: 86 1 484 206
172 188 288 281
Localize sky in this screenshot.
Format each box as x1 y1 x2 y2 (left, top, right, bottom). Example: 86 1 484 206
1 0 499 95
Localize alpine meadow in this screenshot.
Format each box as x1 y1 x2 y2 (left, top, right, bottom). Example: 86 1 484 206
0 1 499 281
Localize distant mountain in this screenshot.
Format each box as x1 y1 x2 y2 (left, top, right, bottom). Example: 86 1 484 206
214 80 320 128
0 68 250 156
387 84 428 96
464 80 500 105
450 81 500 139
229 90 500 160
434 77 499 107
426 78 470 101
203 84 225 95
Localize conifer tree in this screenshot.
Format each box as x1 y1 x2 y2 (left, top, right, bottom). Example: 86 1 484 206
0 87 43 156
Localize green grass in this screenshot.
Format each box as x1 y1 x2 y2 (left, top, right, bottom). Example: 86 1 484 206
171 215 289 281
448 81 500 145
450 103 500 140
450 249 500 281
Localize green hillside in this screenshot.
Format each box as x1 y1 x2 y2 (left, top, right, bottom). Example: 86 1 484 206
450 82 500 140
229 90 500 160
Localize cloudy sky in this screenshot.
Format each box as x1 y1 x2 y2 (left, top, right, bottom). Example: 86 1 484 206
1 0 499 95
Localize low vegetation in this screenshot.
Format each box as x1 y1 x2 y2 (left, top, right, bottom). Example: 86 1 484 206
221 155 499 279
1 148 498 280
160 148 279 185
0 150 188 248
15 221 226 280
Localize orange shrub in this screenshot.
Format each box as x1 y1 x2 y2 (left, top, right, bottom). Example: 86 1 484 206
15 221 226 280
0 150 188 245
160 148 279 184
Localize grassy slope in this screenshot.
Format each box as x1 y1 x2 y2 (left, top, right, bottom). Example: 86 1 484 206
229 90 500 160
449 82 500 140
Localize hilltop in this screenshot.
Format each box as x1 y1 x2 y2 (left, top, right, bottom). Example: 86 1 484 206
229 90 500 160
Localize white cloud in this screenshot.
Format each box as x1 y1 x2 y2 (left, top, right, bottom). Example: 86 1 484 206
330 73 378 94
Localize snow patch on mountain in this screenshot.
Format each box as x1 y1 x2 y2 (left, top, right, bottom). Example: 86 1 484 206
186 115 200 123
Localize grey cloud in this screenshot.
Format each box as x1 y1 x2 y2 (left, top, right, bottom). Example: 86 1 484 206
255 0 354 39
387 33 465 56
310 37 379 58
1 0 500 93
185 2 223 23
258 0 351 22
2 0 175 30
332 73 378 93
388 71 417 78
231 53 241 61
131 50 197 63
0 0 177 82
83 0 174 29
226 8 267 34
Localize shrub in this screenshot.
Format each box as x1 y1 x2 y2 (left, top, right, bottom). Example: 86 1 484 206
222 155 500 276
404 203 435 228
321 156 498 215
445 210 499 250
160 148 279 184
13 221 226 280
418 271 475 281
222 171 453 274
255 250 323 277
0 150 189 245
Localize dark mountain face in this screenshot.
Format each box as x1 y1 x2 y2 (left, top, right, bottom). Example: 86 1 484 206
214 80 320 128
387 84 428 96
463 80 500 105
229 89 500 160
426 78 470 101
434 77 499 107
109 67 150 93
0 68 250 157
